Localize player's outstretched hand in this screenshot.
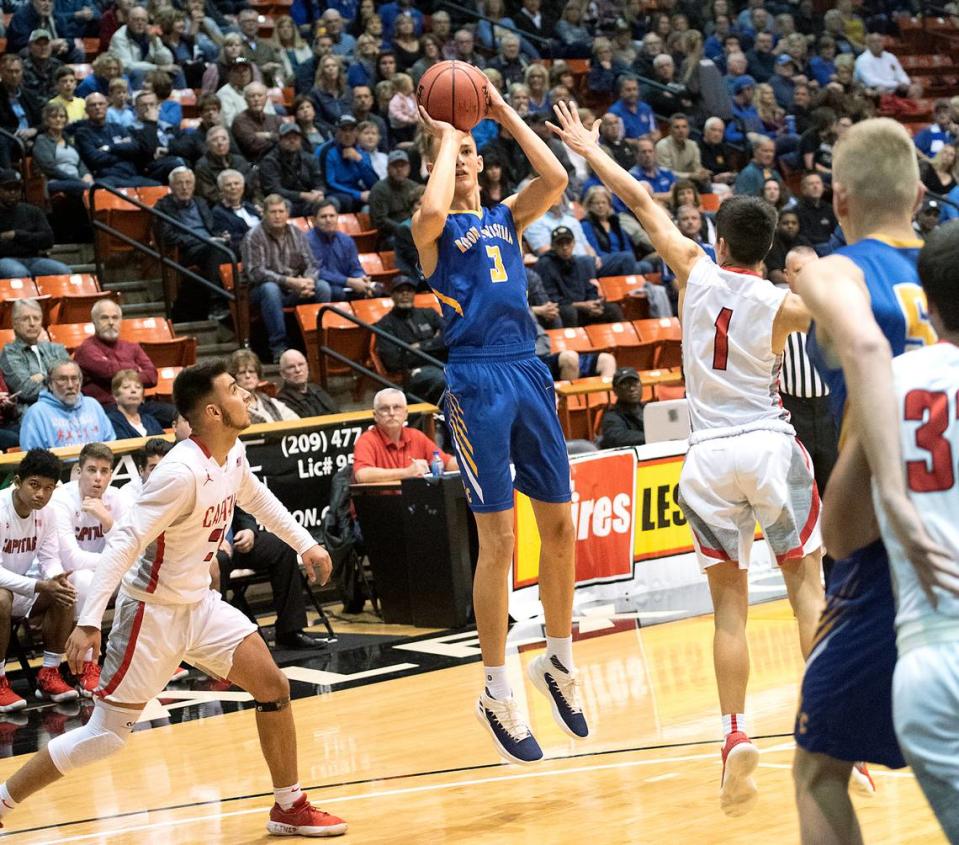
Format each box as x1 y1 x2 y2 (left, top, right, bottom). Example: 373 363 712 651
418 105 465 142
301 544 333 587
886 498 959 607
66 625 101 676
547 100 600 157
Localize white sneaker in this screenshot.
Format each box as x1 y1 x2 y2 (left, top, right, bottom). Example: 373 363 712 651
850 762 876 797
475 690 543 765
527 654 589 739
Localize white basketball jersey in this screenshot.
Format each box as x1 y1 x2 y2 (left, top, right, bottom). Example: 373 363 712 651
874 342 959 654
682 256 792 436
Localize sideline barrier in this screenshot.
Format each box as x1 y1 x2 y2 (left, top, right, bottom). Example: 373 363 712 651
509 441 777 619
0 406 437 538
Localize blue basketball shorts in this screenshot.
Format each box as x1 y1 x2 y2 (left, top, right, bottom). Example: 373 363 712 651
444 350 572 513
794 539 906 769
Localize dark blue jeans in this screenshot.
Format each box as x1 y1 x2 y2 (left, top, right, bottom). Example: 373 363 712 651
252 279 332 360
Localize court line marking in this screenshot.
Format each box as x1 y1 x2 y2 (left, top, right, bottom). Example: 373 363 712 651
4 732 795 839
31 750 723 844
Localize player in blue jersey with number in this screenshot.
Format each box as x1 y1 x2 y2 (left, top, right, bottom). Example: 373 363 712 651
412 83 588 765
792 118 959 843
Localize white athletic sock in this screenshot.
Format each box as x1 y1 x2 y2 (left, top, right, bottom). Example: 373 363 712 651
545 636 574 672
83 648 93 663
274 783 303 811
42 652 61 669
0 665 6 678
722 713 747 737
0 783 17 817
483 665 511 700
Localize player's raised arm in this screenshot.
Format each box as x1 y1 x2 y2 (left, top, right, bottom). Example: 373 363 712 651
547 101 702 285
797 256 957 600
488 86 568 230
412 108 468 275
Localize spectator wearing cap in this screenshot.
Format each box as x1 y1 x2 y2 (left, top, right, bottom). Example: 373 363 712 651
0 55 44 166
914 99 957 161
154 166 231 322
306 199 379 301
259 122 326 218
745 30 776 83
854 31 920 98
6 0 81 62
374 276 447 404
609 75 657 149
535 227 625 328
770 54 801 110
242 194 331 362
21 29 64 102
0 169 72 278
733 137 782 197
323 113 379 213
109 5 181 90
211 168 262 254
725 75 767 145
598 367 646 449
914 199 942 241
215 58 258 127
368 149 418 247
231 81 281 160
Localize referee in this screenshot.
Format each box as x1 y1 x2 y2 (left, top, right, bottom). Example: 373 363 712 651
782 246 839 583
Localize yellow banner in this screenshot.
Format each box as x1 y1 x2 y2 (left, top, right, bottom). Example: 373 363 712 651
632 455 693 561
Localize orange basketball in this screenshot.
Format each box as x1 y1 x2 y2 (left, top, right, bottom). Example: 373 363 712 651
416 60 489 132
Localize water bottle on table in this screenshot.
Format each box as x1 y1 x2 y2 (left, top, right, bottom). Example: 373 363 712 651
430 450 444 481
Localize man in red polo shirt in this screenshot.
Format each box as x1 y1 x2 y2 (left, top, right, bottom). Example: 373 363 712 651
353 388 457 482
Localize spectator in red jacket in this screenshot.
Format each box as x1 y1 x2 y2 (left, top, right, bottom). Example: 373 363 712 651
72 299 175 426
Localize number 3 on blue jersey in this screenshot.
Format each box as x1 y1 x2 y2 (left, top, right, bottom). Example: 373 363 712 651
486 245 508 283
894 283 937 349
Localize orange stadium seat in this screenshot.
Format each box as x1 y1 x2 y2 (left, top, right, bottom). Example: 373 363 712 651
546 327 593 353
48 322 96 352
358 253 399 284
700 194 721 213
140 336 197 368
0 328 14 347
655 338 682 369
585 322 660 370
414 292 442 314
633 317 682 342
35 274 121 324
653 383 686 401
338 213 377 252
0 277 41 328
368 334 404 386
352 297 394 326
314 303 369 395
143 366 183 400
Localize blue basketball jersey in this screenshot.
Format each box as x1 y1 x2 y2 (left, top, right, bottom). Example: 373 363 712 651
427 203 537 357
806 236 936 428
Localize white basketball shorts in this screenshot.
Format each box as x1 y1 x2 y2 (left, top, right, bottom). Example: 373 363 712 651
678 429 822 570
97 589 257 704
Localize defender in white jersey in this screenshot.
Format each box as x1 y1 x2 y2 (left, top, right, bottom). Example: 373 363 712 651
0 450 80 712
0 362 348 838
819 223 959 842
50 442 131 697
548 102 824 817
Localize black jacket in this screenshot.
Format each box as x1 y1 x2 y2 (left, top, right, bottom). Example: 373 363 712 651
534 252 599 306
74 119 147 181
277 383 339 418
153 194 218 251
599 402 646 448
212 201 262 256
375 307 446 373
0 86 44 135
0 201 55 258
259 147 325 203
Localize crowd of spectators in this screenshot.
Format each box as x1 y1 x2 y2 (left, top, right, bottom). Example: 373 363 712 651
2 0 958 452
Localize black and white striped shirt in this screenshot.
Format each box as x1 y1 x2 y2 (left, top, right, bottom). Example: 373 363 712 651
780 331 828 399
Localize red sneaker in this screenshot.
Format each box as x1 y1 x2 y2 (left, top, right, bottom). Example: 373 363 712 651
77 661 101 698
0 676 26 713
266 795 347 837
35 667 80 703
720 731 759 817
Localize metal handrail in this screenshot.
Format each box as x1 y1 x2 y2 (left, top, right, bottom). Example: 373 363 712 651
317 303 445 407
85 181 250 346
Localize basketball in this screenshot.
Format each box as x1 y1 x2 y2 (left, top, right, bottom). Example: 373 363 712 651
416 60 489 132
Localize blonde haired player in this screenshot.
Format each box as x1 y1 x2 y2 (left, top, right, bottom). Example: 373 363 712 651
0 361 347 838
547 101 824 815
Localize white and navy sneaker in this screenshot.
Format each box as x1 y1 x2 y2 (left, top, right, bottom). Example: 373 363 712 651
475 689 544 765
527 654 589 739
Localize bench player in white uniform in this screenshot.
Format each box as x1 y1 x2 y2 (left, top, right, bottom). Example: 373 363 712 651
0 449 79 712
49 442 131 697
548 102 824 816
0 362 348 838
817 222 959 842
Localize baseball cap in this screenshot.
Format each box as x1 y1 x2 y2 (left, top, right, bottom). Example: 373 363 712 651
387 149 409 164
389 275 416 292
336 114 358 128
776 54 796 67
551 225 575 244
29 28 51 42
0 169 22 186
612 366 640 387
278 122 303 136
733 74 756 94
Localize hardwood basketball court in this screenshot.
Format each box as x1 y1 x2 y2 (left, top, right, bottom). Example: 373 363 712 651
0 600 944 844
